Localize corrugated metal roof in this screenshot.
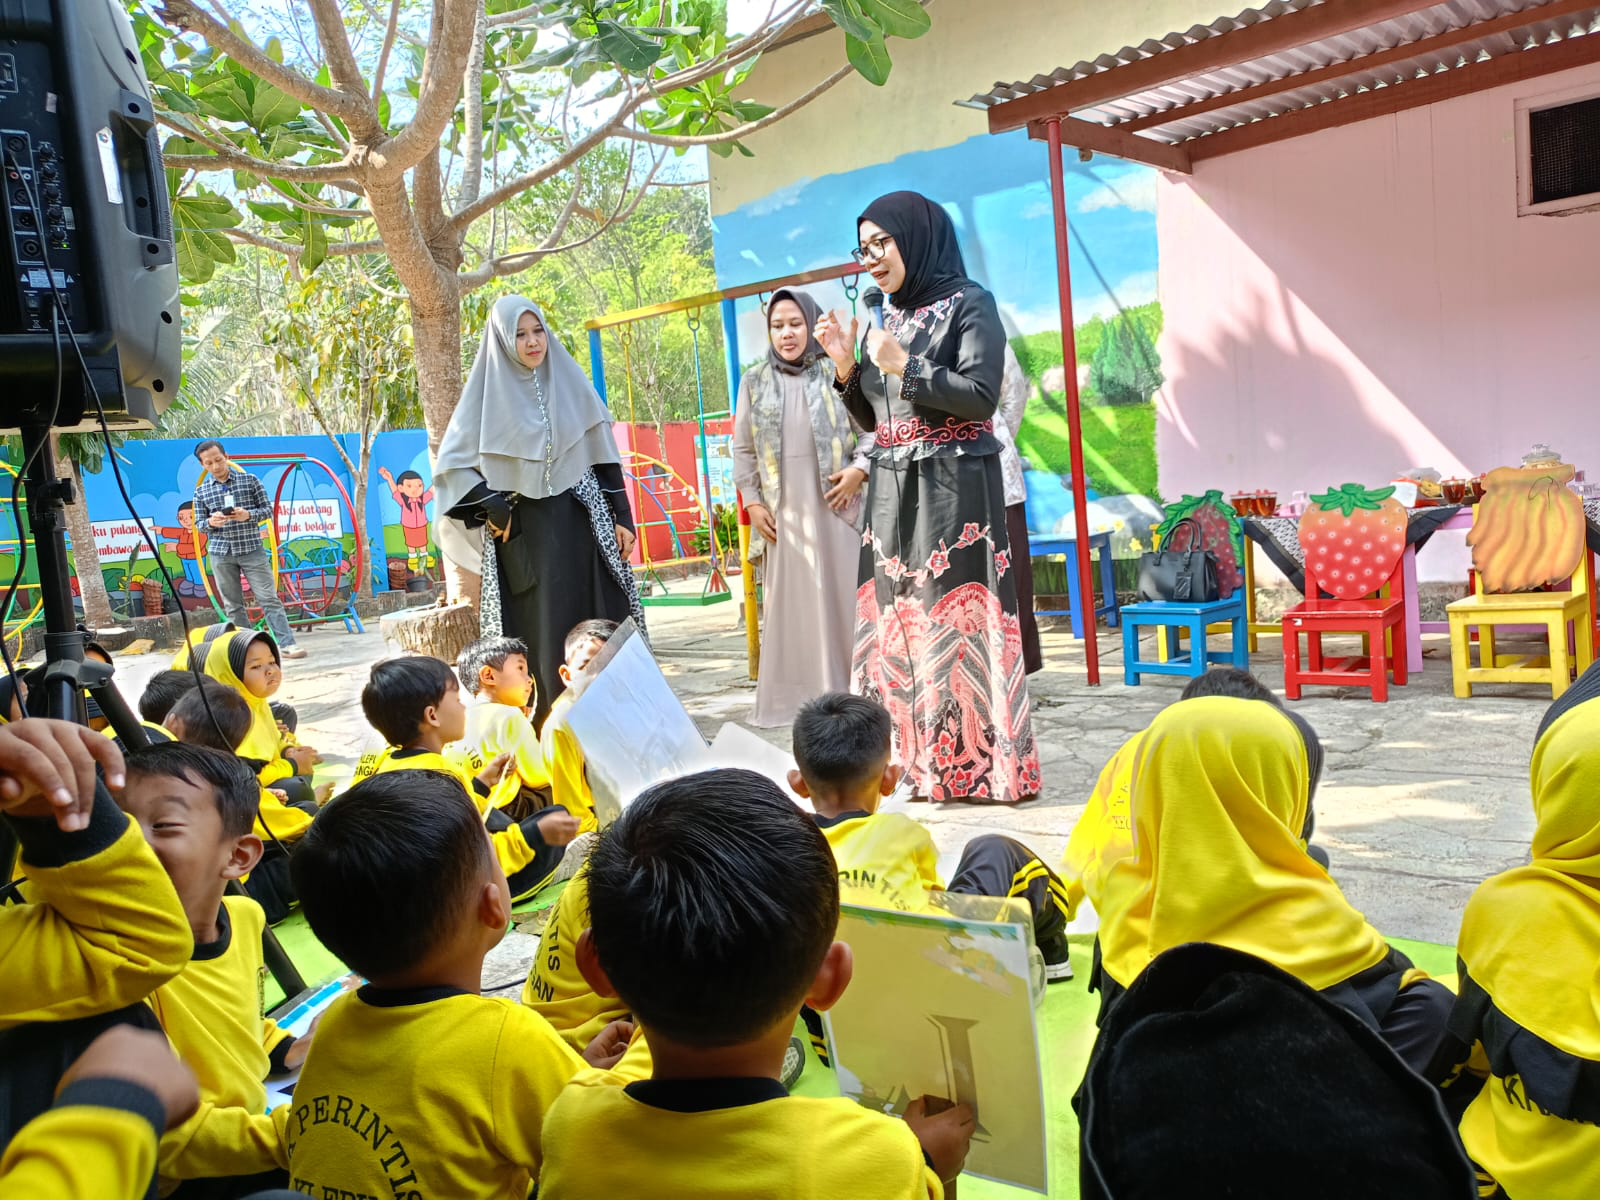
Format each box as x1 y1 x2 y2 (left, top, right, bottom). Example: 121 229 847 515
962 0 1600 145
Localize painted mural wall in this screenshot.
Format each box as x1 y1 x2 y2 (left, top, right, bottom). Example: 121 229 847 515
711 128 1166 541
1156 61 1600 581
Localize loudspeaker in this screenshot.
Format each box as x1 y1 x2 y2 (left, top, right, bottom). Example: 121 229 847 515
0 0 180 430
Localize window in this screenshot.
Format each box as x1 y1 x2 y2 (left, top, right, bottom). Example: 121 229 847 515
1517 86 1600 217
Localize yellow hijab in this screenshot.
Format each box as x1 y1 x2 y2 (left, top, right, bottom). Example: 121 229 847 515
170 621 235 671
1063 735 1138 917
1457 701 1600 1058
1098 698 1390 991
194 628 283 764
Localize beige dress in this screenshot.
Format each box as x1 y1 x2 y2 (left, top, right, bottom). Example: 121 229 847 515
733 371 870 727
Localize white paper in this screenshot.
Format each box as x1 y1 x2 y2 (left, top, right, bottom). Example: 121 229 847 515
261 973 361 1112
563 620 708 827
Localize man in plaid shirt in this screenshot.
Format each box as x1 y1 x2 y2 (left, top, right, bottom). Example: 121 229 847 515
192 439 306 658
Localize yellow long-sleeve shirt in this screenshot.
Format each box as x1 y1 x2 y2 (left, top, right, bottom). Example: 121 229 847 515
539 1072 943 1200
1 786 192 1027
521 868 629 1052
816 810 944 914
0 1077 166 1200
254 785 313 842
540 691 597 834
452 700 550 808
273 987 588 1199
351 747 544 880
147 896 294 1189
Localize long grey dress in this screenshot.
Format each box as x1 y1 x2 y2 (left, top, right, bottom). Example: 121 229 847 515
733 371 870 727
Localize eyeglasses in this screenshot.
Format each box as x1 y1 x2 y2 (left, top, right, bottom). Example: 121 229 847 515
852 235 895 265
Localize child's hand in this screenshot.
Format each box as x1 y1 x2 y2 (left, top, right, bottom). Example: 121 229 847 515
476 751 512 788
281 1009 324 1072
0 718 127 832
579 1019 635 1070
904 1096 975 1184
535 809 580 847
58 1026 199 1132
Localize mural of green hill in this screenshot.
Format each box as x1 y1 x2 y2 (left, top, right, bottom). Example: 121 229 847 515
1010 302 1162 498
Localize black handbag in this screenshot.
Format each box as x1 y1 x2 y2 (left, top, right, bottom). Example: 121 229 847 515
1137 518 1221 603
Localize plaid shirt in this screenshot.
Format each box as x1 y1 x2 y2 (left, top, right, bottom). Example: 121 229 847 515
193 464 272 557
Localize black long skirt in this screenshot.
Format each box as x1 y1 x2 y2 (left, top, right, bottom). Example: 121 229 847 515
852 453 1041 804
498 490 630 731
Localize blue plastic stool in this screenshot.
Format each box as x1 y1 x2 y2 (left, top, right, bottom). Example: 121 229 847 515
1028 531 1120 639
1121 593 1249 685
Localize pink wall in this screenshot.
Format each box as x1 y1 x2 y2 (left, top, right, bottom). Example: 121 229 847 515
1156 62 1600 578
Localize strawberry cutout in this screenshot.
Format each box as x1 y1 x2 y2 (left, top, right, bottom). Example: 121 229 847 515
1157 490 1244 598
1299 483 1407 600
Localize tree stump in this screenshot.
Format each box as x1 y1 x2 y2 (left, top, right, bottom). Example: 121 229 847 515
379 601 480 664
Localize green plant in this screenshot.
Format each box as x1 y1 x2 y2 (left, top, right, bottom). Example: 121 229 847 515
689 503 739 557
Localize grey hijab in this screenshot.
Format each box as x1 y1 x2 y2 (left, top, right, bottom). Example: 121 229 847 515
766 288 824 377
435 295 620 519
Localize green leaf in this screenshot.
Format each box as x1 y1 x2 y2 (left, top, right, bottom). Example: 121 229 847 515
822 0 880 42
264 36 284 64
191 76 251 123
593 19 664 71
171 192 240 284
250 80 302 129
301 218 327 273
858 0 930 39
1309 483 1396 517
245 200 296 224
845 33 891 85
732 100 775 121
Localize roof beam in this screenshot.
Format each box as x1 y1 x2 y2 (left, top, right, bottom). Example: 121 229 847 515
1188 29 1600 160
986 0 1445 134
1028 116 1194 174
1117 0 1600 135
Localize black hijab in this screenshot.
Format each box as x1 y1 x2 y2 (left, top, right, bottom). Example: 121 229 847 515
765 287 824 377
858 191 975 312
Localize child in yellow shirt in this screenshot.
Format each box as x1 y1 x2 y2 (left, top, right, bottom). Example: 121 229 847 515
453 635 550 817
118 742 311 1196
258 770 634 1198
538 618 618 835
354 656 577 901
539 768 973 1199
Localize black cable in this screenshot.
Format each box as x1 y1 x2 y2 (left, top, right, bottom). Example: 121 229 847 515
4 147 300 867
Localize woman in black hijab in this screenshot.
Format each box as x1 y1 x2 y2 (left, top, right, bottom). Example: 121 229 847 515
815 191 1040 804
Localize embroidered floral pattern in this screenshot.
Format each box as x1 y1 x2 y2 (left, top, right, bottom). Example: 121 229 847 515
854 536 1039 805
875 417 994 449
885 291 965 339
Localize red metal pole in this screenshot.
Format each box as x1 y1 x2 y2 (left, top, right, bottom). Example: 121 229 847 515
1045 117 1101 685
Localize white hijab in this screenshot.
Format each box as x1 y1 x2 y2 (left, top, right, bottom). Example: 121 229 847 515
435 296 620 568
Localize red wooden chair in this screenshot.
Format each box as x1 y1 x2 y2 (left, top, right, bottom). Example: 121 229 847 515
1282 485 1409 702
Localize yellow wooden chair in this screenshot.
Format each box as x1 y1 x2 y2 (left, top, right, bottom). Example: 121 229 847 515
1447 512 1595 699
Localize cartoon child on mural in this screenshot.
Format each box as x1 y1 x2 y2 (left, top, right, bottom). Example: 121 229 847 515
378 465 436 575
154 500 209 587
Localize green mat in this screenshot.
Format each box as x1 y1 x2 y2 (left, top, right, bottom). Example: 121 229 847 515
263 906 1455 1199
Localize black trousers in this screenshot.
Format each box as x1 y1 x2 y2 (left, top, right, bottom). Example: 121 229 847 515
485 805 568 901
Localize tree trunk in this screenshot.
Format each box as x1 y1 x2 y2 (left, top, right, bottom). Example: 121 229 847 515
379 600 478 663
351 447 370 601
412 300 476 605
57 444 115 631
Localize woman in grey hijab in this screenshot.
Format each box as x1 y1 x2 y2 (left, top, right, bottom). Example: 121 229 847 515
731 288 871 726
436 295 644 730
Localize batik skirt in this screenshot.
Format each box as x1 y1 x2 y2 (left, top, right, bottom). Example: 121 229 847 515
852 451 1041 804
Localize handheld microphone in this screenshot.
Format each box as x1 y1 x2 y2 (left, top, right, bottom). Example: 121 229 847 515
863 287 886 330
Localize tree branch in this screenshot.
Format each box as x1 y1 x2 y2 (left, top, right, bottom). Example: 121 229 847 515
226 226 301 257
369 0 480 179
365 176 456 310
486 2 540 26
156 0 367 123
305 0 380 136
458 4 488 210
625 62 854 148
450 105 635 232
263 180 373 219
158 112 362 184
370 0 403 103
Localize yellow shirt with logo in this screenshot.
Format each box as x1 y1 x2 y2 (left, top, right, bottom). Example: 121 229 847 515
521 867 629 1052
540 691 597 834
539 1072 942 1200
453 700 550 808
274 987 585 1200
817 811 943 914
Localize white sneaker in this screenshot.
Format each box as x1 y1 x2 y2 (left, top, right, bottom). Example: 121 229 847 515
282 645 307 660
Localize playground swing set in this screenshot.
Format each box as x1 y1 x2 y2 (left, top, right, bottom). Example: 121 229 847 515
585 261 865 670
